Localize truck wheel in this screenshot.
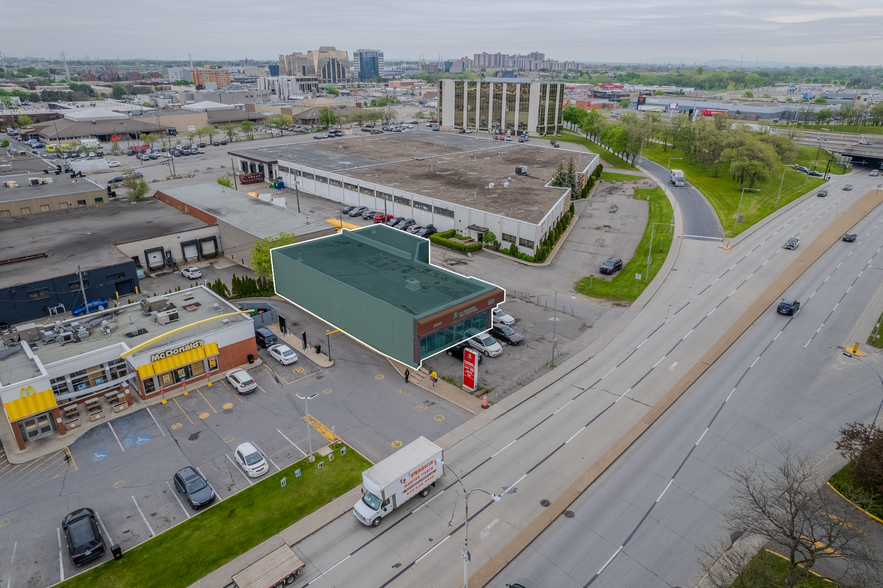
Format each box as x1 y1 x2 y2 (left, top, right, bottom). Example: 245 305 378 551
420 487 430 498
285 572 298 584
371 517 382 527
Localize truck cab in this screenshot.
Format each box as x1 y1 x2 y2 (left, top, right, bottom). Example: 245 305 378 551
669 169 685 187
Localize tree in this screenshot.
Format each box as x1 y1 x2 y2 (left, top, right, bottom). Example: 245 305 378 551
762 93 772 98
653 90 665 96
1 139 9 148
265 115 292 133
185 131 199 147
816 108 834 126
814 96 827 103
318 107 337 129
16 115 34 128
326 86 340 97
696 444 882 588
742 91 754 98
836 422 883 495
217 176 233 188
142 133 158 149
619 99 630 109
112 84 127 99
123 175 150 201
221 123 238 142
415 111 425 121
251 232 297 279
199 125 217 143
240 120 255 139
383 104 397 124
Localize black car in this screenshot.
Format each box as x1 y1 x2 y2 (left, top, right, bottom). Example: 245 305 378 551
843 233 857 242
394 218 416 231
126 150 134 156
777 299 800 315
808 170 823 177
341 205 357 214
174 466 216 509
213 141 220 146
491 324 524 345
550 140 560 148
220 140 227 145
446 343 483 364
817 190 828 197
413 225 438 238
794 165 809 173
386 216 405 227
600 257 623 275
62 508 105 566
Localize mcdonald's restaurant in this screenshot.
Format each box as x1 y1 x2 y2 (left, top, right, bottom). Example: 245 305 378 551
0 286 257 454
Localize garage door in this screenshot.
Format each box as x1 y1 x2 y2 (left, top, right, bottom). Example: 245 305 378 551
146 250 164 269
200 239 217 256
183 243 198 260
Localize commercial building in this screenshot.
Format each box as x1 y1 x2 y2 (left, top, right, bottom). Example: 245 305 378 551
190 66 231 89
168 67 192 82
0 175 106 218
0 286 257 452
272 224 504 368
352 50 384 81
439 79 564 135
279 47 350 85
257 76 320 100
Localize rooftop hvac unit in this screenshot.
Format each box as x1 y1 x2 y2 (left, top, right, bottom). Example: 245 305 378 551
156 309 180 325
515 165 528 175
404 278 422 292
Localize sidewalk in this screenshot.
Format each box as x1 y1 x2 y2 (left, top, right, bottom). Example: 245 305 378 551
264 323 334 368
387 359 483 414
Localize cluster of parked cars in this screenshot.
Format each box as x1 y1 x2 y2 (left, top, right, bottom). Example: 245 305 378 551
792 165 824 178
447 307 522 359
340 206 439 237
314 129 343 139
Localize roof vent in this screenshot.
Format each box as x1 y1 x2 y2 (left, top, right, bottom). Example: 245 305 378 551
404 278 422 292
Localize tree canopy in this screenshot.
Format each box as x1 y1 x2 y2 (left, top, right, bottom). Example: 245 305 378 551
251 232 298 279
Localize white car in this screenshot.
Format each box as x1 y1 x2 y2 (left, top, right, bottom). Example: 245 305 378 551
108 161 121 168
468 332 503 357
268 343 298 365
234 442 269 477
181 266 202 279
492 308 515 326
226 369 257 394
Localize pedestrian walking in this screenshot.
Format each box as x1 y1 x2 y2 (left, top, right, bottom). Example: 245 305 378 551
404 369 410 384
430 371 437 387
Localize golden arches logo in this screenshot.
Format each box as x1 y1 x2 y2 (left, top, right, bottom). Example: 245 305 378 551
19 385 37 399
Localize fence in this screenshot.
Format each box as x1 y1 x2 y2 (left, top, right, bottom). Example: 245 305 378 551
510 289 577 317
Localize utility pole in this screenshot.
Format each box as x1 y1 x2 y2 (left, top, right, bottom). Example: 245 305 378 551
62 51 71 81
77 266 88 309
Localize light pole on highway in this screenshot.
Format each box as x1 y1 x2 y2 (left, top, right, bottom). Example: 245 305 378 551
733 187 760 237
295 392 320 461
646 220 674 282
774 165 791 210
844 354 883 433
551 288 576 367
668 157 682 170
438 460 501 588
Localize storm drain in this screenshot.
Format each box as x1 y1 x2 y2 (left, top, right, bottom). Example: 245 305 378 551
540 499 551 507
564 510 575 519
188 432 200 441
223 409 233 414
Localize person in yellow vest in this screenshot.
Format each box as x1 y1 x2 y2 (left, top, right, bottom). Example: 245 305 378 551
430 371 438 387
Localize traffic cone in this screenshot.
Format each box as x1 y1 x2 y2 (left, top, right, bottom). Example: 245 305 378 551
482 394 489 409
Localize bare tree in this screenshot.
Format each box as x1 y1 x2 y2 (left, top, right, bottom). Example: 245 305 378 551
697 444 881 588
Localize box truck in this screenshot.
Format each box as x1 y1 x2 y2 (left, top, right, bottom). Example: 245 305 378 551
353 436 443 527
670 169 685 187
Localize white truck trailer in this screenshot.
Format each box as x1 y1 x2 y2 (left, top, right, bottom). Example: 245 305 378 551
231 546 305 588
353 436 443 527
670 169 686 187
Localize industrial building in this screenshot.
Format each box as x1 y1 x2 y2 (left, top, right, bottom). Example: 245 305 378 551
439 79 565 135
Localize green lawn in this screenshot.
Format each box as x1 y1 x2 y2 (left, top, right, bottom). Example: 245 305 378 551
829 460 883 520
555 130 639 170
576 188 673 301
599 171 645 182
794 144 850 175
733 550 836 587
867 310 883 348
770 122 883 136
640 144 825 238
60 447 370 588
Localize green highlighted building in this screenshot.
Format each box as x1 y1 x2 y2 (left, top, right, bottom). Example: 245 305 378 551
271 225 505 368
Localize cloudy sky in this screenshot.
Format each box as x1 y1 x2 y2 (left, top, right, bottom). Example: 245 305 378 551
5 0 883 66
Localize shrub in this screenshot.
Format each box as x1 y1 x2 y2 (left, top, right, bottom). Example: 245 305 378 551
429 233 482 254
482 231 496 243
437 228 457 239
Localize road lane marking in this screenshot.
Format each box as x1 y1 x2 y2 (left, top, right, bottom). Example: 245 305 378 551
173 397 194 424
146 407 165 436
166 480 190 519
277 429 308 458
94 511 114 546
251 442 280 471
132 495 155 536
197 389 217 414
107 422 125 452
656 480 673 503
597 545 623 575
57 527 64 582
492 440 517 457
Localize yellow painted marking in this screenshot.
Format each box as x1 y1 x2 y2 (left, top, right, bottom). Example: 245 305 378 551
285 372 318 385
322 388 332 395
29 453 66 481
113 480 126 489
302 415 338 443
0 518 9 528
222 402 234 410
826 482 883 525
434 415 445 422
224 436 235 444
173 398 194 424
396 389 402 394
0 455 47 486
199 412 210 419
171 423 183 430
764 549 835 581
293 367 304 374
66 446 77 472
391 440 402 448
198 389 217 414
375 375 384 380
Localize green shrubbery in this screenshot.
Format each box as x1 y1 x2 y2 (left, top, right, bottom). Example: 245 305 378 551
430 230 482 254
577 164 604 199
207 274 274 300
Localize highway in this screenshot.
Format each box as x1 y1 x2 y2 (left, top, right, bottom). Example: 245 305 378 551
276 162 883 586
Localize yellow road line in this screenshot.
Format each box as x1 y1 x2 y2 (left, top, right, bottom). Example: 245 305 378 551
197 389 217 414
173 397 194 424
302 415 338 443
0 461 16 475
764 549 835 582
29 454 68 486
0 453 51 484
65 446 77 472
282 370 321 385
826 481 883 525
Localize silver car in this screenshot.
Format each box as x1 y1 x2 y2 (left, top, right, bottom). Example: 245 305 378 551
784 237 799 250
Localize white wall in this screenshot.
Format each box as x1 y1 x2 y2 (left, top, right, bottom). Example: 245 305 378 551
115 226 220 264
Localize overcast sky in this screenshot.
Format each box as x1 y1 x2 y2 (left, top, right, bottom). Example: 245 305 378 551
5 0 883 66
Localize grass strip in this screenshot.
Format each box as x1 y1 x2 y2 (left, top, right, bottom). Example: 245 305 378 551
829 460 883 520
640 143 825 238
576 188 673 301
599 171 645 182
794 144 850 175
59 447 371 588
867 309 883 348
732 549 836 587
554 130 639 170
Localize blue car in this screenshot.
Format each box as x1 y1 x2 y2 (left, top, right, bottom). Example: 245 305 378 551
72 299 109 316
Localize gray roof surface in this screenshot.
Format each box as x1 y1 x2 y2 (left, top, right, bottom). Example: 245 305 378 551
0 198 208 287
275 224 498 318
0 177 103 204
0 152 59 177
157 183 331 240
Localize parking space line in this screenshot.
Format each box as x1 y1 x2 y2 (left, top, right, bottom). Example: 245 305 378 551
197 389 217 414
146 407 166 436
29 452 67 485
131 496 155 536
276 369 322 386
65 446 77 472
57 527 64 582
107 422 125 452
166 480 191 519
172 398 194 424
277 429 308 458
94 511 114 546
7 540 16 588
251 442 280 471
225 454 253 486
195 466 222 500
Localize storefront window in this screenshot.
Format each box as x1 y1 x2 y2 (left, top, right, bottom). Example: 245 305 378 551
465 82 477 128
208 357 218 372
505 84 517 130
419 312 490 359
143 377 156 394
518 84 530 131
478 83 490 130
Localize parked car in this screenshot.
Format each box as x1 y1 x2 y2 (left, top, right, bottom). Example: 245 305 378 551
777 298 800 315
313 134 328 139
226 369 257 394
72 299 109 316
491 324 524 345
413 225 438 238
373 213 394 223
446 342 483 364
107 176 124 184
220 140 227 145
599 257 623 275
406 224 423 234
793 165 809 173
254 327 277 348
268 343 298 365
807 170 823 177
843 233 857 242
817 189 828 197
784 237 799 250
348 206 368 217
467 331 503 357
859 139 873 145
843 184 853 191
181 266 202 279
234 442 269 478
173 466 216 509
108 161 120 168
386 216 405 227
394 218 416 231
342 205 358 214
362 209 382 219
213 141 220 146
492 308 515 326
871 170 880 177
62 508 105 566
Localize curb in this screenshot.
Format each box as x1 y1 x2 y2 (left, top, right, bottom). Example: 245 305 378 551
827 481 883 525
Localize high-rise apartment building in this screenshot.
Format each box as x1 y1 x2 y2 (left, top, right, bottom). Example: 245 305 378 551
352 49 384 81
190 66 230 89
279 47 350 85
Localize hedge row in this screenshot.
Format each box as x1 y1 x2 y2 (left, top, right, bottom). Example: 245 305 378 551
577 163 604 199
430 232 482 254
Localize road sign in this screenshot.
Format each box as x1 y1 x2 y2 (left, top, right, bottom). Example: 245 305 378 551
463 348 478 391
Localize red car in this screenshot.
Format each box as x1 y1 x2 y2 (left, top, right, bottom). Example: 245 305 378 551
373 213 393 223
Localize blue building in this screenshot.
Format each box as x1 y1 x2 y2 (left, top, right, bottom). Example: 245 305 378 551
353 49 384 81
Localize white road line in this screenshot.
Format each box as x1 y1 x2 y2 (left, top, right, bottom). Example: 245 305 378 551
146 407 165 436
653 356 665 368
107 422 124 452
412 489 445 513
7 540 16 588
565 428 584 443
166 480 191 519
847 286 852 293
195 466 221 500
750 357 760 368
251 442 280 471
725 387 736 402
729 289 737 297
415 536 449 564
615 388 632 401
707 308 716 317
321 554 352 574
804 339 812 349
810 292 815 298
505 474 527 493
257 384 267 394
277 429 308 458
669 362 678 370
57 528 64 582
858 271 863 278
774 331 782 341
656 479 673 503
712 278 719 284
746 273 753 280
94 511 114 546
598 546 623 574
226 454 253 486
824 276 829 282
553 400 573 415
762 260 768 265
600 367 616 379
730 264 737 270
132 496 155 536
636 338 648 349
837 262 842 268
683 329 693 340
695 428 709 445
492 440 517 457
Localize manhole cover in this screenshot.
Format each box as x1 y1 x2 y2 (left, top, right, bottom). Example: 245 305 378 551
564 510 575 518
540 499 551 507
223 409 233 414
188 432 201 441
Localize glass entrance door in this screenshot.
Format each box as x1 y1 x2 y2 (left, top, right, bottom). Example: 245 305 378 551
18 413 56 442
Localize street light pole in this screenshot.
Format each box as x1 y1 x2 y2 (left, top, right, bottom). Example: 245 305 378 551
294 180 301 213
667 157 682 170
733 187 760 237
774 165 788 210
551 288 575 367
646 221 674 282
295 392 319 461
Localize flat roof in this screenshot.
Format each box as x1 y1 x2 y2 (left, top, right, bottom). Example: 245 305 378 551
0 152 59 178
275 224 498 318
0 198 208 287
232 133 577 224
0 287 250 385
157 183 332 239
0 177 103 204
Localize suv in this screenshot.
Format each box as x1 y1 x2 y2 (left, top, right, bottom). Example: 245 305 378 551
817 189 828 197
62 508 105 566
226 369 257 394
784 237 799 250
255 327 277 348
600 257 623 275
173 467 216 509
843 184 853 191
777 299 800 315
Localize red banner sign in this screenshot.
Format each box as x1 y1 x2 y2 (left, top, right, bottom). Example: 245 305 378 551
463 348 477 391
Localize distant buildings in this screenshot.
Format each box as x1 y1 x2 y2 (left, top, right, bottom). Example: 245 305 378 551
352 50 384 81
167 67 192 83
279 47 350 86
439 79 564 135
190 66 231 89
